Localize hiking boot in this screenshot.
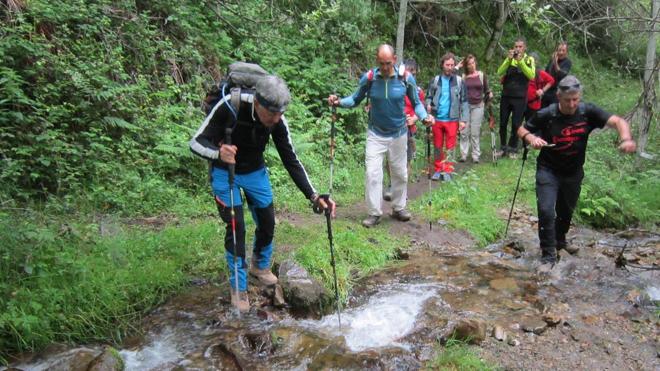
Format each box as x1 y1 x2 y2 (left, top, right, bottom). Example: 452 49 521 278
557 241 579 255
473 158 480 164
441 172 452 182
391 209 411 222
362 215 381 228
250 266 278 285
230 290 250 313
383 187 392 201
458 157 466 163
431 171 442 181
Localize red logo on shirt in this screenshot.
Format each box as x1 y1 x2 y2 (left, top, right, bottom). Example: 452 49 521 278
552 122 587 151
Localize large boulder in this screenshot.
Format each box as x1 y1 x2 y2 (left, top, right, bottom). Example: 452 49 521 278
277 260 329 317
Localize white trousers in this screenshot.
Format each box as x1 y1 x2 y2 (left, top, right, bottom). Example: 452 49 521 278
365 130 408 216
460 103 485 161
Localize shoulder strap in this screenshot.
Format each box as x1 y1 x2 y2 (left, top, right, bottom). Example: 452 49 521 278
366 68 375 101
230 87 241 113
478 71 484 86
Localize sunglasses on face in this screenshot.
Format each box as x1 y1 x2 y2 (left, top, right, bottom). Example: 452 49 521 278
558 84 581 91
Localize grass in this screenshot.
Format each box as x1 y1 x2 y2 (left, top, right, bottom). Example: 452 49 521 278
277 218 404 302
426 339 496 371
0 215 224 362
410 147 537 247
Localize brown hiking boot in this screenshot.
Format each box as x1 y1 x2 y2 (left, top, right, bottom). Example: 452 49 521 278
230 290 250 313
391 209 411 222
362 215 381 228
557 242 579 255
249 266 278 285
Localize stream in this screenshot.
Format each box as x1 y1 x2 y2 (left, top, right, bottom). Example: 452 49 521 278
5 226 658 370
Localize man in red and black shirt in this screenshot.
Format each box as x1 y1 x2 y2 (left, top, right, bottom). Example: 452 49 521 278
517 76 636 266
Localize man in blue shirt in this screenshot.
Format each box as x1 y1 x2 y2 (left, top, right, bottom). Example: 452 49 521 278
328 44 434 227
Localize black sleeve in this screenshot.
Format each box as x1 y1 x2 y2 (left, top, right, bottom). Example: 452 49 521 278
189 99 231 161
271 116 317 199
585 103 612 130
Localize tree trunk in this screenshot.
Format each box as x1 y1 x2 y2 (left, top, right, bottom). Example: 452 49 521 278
636 0 659 159
396 0 408 58
484 0 508 62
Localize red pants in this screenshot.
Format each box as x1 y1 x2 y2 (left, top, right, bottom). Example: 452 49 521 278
432 120 458 173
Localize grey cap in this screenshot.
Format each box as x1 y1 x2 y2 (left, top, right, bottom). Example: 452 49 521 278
255 75 291 112
557 75 582 94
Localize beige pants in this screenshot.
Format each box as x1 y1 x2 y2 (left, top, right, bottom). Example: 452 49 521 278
460 103 485 161
365 130 408 216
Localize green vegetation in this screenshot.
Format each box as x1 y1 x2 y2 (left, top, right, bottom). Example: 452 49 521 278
0 214 224 360
279 219 403 302
0 0 656 364
426 339 496 371
411 157 537 247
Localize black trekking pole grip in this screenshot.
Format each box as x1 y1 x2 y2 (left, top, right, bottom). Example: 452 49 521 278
225 128 235 185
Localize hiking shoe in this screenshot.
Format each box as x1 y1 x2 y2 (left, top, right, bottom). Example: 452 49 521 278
391 209 411 222
473 158 480 164
362 215 381 228
431 171 442 181
383 187 393 202
441 172 452 182
230 290 250 313
557 242 579 255
459 157 466 163
250 266 278 285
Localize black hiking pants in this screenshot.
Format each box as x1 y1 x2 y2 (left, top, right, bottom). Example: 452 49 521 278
499 96 527 152
536 165 584 259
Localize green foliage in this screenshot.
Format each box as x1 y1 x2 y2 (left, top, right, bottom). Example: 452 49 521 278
279 219 402 302
426 338 496 370
410 156 536 247
0 213 223 358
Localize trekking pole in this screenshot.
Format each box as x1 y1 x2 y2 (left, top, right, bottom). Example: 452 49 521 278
426 126 433 231
323 200 341 328
225 128 241 315
488 102 498 166
329 98 337 195
319 99 342 328
504 145 529 238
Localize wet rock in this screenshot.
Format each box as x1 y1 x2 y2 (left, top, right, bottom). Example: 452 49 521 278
273 284 286 307
278 260 328 316
87 347 124 371
489 277 519 292
240 332 275 355
542 313 563 326
507 338 520 347
492 325 507 342
448 319 487 344
256 308 281 322
395 247 411 260
522 318 548 335
206 343 247 369
14 348 101 371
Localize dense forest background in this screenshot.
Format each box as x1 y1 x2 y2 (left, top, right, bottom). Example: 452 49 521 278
1 0 657 361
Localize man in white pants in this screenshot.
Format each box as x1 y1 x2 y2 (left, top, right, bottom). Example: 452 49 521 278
328 44 433 227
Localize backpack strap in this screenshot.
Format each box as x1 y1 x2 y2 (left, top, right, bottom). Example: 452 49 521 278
230 87 241 113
